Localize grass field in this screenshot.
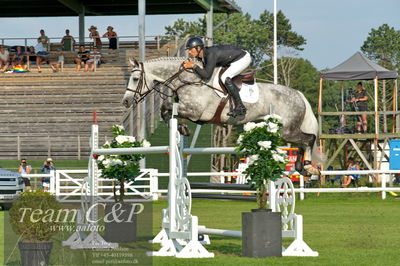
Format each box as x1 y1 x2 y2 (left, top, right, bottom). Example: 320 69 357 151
1 193 399 265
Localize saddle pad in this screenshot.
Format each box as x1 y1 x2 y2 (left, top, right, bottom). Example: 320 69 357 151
213 82 260 104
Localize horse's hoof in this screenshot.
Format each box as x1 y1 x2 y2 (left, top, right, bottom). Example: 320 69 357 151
178 124 191 136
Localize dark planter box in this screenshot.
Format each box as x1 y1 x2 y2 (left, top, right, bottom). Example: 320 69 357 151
104 203 137 243
18 241 53 266
242 209 282 258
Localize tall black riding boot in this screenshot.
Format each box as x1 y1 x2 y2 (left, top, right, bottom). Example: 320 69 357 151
225 77 247 117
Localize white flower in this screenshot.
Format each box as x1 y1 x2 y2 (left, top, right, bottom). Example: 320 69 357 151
142 140 151 148
115 125 124 131
263 114 282 121
258 140 272 150
111 159 123 166
276 148 287 155
98 155 105 161
102 158 112 167
102 141 110 147
127 136 136 142
247 154 259 165
115 135 127 144
236 135 243 144
268 122 279 133
272 153 285 163
255 122 267 128
243 122 257 132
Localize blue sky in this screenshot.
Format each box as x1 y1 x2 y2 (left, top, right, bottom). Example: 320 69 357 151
0 0 398 70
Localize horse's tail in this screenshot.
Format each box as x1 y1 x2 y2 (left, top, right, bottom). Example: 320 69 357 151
311 138 327 164
297 91 326 164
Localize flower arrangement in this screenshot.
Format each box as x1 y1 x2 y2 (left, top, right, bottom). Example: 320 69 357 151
235 115 288 209
96 125 151 203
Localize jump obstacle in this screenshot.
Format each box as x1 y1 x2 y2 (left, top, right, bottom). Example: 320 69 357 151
64 105 318 257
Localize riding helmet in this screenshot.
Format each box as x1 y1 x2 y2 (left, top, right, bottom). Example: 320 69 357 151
185 36 204 49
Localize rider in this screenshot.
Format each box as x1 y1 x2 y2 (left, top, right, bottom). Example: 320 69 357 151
183 36 250 117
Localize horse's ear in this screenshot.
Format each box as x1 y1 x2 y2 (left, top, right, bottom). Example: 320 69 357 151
129 58 139 68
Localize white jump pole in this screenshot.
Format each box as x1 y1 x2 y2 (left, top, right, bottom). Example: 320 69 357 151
168 106 178 234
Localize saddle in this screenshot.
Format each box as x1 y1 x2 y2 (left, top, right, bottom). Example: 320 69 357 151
218 68 255 93
210 68 255 124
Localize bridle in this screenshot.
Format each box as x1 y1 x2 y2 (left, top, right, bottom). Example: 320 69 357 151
126 62 153 105
126 60 225 105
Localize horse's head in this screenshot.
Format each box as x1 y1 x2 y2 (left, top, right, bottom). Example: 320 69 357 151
122 58 149 109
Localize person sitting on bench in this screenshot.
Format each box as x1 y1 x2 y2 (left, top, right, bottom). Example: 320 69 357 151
342 157 360 187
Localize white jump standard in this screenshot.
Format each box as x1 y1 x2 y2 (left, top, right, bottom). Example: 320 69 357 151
151 104 318 258
65 104 317 257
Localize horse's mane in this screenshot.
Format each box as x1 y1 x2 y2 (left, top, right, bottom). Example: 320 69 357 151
144 57 187 63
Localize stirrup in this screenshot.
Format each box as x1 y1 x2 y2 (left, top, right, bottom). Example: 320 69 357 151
227 106 247 117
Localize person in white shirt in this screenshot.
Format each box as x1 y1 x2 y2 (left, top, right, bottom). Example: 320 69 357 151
86 46 102 72
0 45 10 72
35 38 49 73
18 159 32 191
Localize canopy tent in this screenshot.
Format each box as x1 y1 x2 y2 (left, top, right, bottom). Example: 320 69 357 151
318 52 399 175
320 52 398 80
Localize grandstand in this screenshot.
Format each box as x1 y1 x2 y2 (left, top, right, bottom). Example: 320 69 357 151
0 39 180 160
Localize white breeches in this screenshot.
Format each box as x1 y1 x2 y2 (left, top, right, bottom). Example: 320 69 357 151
220 51 251 82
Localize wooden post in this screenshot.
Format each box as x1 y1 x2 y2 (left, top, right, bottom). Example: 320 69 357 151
318 78 324 159
374 77 379 183
48 136 51 158
392 81 396 133
77 135 81 160
382 80 387 132
318 78 323 113
395 80 399 132
17 135 20 160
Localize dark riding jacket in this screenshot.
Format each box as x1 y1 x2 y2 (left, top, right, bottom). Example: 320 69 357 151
193 45 246 81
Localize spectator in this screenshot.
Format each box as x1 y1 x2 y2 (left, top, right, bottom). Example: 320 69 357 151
18 159 32 191
342 157 360 187
353 82 368 133
0 45 10 73
74 45 90 72
86 46 102 72
35 38 50 73
38 29 49 51
61 29 76 51
41 158 56 191
25 46 36 70
12 46 27 69
50 50 64 72
103 26 118 50
88 25 102 49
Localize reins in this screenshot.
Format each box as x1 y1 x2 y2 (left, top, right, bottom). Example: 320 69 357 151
127 61 226 104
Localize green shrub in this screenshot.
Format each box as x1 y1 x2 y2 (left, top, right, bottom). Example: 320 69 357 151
9 190 62 242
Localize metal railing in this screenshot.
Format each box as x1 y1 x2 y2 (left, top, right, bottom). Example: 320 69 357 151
19 168 400 201
0 35 181 52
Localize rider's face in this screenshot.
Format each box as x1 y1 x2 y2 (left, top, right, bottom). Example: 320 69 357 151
187 47 199 58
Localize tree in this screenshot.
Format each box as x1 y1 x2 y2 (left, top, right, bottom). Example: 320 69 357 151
361 24 400 71
164 18 205 38
164 10 306 66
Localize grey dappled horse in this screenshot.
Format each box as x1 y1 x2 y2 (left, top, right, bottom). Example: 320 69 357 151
122 57 322 163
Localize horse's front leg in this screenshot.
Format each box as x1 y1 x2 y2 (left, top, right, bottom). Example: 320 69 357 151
161 101 173 122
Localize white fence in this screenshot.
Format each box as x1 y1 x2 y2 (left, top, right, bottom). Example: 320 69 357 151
21 168 400 201
23 169 158 202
